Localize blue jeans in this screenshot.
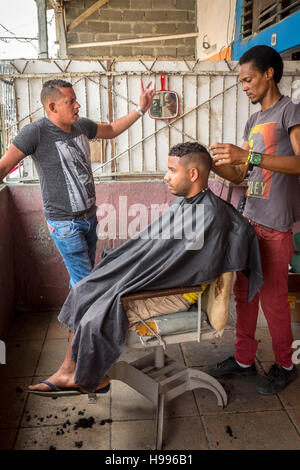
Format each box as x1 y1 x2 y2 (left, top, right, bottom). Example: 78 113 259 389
46 215 98 288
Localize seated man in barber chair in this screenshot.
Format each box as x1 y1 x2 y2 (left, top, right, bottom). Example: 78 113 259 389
28 142 263 396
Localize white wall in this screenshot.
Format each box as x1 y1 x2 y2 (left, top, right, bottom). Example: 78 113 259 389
1 59 299 181
196 0 236 60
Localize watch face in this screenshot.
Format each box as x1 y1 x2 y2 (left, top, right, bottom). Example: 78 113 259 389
251 153 261 165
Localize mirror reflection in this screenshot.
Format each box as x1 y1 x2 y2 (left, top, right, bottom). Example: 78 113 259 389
149 91 179 119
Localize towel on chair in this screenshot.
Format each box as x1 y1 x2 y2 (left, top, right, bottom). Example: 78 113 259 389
125 294 191 326
201 272 233 332
58 189 264 392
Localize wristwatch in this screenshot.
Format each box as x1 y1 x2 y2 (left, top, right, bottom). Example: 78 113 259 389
136 106 147 116
248 152 262 171
249 152 262 166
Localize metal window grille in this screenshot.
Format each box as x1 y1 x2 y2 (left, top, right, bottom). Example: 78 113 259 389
0 58 299 182
241 0 300 39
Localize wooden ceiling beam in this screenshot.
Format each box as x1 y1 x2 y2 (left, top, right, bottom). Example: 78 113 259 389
67 0 109 33
68 32 199 49
47 0 63 10
47 0 72 9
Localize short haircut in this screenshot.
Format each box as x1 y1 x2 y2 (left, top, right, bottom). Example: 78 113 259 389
169 141 212 173
239 45 283 84
40 79 73 106
166 92 177 101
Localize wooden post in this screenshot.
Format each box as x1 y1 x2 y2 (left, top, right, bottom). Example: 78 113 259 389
107 60 116 174
0 104 5 155
55 9 68 59
35 0 49 58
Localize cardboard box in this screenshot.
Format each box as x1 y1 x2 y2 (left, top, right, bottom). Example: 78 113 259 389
288 274 300 322
288 293 300 322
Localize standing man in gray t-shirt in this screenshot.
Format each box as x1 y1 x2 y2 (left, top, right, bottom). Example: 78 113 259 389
0 79 155 288
207 45 300 395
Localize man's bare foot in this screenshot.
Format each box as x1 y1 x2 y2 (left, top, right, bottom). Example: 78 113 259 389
28 373 110 393
28 371 77 392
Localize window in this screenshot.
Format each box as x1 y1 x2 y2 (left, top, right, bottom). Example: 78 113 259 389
241 0 300 39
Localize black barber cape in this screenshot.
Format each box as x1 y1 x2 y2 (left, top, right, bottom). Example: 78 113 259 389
58 188 264 391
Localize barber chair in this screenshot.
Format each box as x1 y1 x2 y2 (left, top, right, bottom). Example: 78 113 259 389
88 273 232 449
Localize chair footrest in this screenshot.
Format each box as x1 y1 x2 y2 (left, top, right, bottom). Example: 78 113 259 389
127 308 220 347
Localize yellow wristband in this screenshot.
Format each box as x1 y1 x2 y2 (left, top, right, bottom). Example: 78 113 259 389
245 151 252 166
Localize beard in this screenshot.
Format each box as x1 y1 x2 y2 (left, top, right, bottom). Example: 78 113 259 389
170 181 191 197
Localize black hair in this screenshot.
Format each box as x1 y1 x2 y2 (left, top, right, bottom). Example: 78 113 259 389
169 141 209 158
166 92 177 101
40 79 73 105
239 45 283 84
169 142 212 172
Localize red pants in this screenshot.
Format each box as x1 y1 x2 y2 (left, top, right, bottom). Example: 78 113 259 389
234 225 294 368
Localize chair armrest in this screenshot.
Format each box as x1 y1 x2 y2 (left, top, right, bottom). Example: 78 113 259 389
121 285 203 306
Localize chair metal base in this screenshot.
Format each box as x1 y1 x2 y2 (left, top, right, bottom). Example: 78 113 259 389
104 346 227 449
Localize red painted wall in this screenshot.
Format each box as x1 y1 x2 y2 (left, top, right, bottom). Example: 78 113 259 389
8 184 65 312
6 181 228 312
5 179 298 316
8 182 177 311
0 186 14 337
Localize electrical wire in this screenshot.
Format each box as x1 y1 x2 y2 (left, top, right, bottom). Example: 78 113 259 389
0 23 39 52
47 11 55 26
2 20 38 32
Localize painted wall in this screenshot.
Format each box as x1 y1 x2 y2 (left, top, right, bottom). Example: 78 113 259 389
7 180 231 313
2 178 299 321
0 186 14 338
196 0 236 60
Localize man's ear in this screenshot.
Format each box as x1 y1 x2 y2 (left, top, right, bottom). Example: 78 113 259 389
190 167 198 182
48 101 56 113
265 67 275 81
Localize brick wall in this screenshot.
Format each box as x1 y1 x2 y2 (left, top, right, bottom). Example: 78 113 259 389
65 0 197 59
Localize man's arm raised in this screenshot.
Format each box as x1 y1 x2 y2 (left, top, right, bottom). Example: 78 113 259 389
0 144 26 183
94 80 156 140
210 125 300 176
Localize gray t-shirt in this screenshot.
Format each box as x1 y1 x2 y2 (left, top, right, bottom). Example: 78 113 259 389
13 117 98 220
243 96 300 231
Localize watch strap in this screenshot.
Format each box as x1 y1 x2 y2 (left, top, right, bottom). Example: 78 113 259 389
136 106 146 116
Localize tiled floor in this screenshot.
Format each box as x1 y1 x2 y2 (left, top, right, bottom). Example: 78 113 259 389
1 310 300 450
